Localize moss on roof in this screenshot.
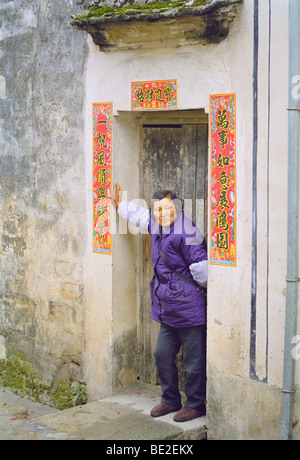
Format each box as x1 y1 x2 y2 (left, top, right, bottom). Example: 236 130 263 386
72 0 211 23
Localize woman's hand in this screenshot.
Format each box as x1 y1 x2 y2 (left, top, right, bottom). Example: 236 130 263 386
110 183 123 209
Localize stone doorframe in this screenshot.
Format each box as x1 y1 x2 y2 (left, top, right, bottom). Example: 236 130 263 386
85 109 209 400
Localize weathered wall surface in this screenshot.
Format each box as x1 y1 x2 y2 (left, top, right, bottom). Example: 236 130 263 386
83 0 295 439
207 0 290 439
1 0 298 440
0 0 89 386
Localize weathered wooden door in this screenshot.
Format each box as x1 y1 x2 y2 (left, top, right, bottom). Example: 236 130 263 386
139 122 208 389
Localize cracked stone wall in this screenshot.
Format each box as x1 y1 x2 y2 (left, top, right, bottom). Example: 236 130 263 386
0 0 89 386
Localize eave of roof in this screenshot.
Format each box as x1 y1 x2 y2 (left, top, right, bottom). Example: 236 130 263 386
71 0 242 51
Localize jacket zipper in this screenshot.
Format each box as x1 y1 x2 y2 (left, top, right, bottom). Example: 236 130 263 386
153 236 163 321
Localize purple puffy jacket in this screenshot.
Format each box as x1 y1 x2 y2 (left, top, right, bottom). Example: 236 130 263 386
118 201 207 328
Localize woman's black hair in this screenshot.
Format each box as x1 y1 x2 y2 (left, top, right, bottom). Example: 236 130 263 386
151 190 183 217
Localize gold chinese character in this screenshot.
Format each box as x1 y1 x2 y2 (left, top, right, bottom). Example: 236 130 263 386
217 232 229 250
217 191 230 210
98 169 107 185
217 211 229 231
217 170 230 191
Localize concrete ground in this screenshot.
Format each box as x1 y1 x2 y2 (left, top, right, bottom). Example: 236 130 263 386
0 381 206 441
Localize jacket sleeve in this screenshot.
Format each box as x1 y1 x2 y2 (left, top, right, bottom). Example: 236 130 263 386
189 261 208 288
118 200 150 232
179 231 208 287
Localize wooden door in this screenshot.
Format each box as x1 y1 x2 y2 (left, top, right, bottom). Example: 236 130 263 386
139 123 208 389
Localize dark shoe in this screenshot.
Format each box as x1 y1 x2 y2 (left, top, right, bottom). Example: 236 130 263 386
150 401 182 417
173 405 206 422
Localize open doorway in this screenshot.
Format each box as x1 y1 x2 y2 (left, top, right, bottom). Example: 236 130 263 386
137 110 208 390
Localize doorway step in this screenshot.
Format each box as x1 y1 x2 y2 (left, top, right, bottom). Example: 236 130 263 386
1 382 206 440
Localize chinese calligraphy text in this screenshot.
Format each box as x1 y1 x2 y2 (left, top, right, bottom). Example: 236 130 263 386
93 103 112 254
210 94 236 266
131 80 177 110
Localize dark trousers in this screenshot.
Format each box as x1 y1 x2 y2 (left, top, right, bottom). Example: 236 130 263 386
154 323 206 409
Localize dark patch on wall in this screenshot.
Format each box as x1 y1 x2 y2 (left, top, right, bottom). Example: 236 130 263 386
112 328 139 392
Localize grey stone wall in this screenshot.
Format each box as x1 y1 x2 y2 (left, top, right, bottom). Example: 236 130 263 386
0 0 89 386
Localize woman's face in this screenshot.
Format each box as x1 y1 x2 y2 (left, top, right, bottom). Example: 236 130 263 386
153 197 177 227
